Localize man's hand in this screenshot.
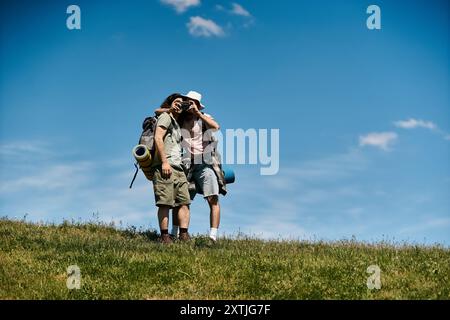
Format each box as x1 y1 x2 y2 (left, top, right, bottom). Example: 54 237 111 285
188 102 202 116
170 103 182 114
161 161 172 179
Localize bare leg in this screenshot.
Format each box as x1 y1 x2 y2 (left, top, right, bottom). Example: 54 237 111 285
207 196 220 228
177 205 190 229
157 205 170 231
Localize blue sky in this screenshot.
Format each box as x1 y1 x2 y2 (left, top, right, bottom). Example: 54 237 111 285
1 0 449 245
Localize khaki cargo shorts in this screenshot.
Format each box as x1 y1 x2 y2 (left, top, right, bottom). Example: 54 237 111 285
152 166 191 207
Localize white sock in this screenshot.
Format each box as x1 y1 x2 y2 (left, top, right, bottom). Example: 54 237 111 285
209 227 218 241
171 225 179 236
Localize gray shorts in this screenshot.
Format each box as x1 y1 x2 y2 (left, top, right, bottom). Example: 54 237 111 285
189 163 219 200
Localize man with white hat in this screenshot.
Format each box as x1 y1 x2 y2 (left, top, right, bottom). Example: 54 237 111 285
155 91 227 242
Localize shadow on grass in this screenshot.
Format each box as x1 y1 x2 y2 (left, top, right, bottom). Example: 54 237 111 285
193 236 218 249
121 225 160 242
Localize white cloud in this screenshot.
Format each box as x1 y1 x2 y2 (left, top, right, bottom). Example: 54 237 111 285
231 3 251 17
394 118 437 130
187 16 225 37
0 140 156 228
359 132 398 151
398 218 450 235
0 163 92 193
346 207 365 219
248 219 310 240
0 141 52 157
393 118 450 141
220 148 370 240
280 148 367 183
160 0 200 14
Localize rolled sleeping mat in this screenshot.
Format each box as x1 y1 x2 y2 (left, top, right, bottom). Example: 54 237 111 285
132 144 154 181
222 165 235 184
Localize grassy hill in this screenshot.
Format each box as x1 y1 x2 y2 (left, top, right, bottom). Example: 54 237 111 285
1 218 449 300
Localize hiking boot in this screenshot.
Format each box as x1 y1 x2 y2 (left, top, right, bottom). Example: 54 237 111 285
160 233 173 245
179 232 191 242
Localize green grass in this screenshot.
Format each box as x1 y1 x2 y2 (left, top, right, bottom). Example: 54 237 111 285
0 218 449 300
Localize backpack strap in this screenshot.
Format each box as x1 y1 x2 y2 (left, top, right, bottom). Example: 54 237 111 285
129 162 139 189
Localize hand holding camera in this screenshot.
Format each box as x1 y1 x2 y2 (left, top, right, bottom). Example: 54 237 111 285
187 101 202 116
178 101 192 112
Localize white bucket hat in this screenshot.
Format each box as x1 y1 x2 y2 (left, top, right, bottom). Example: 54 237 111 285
182 90 205 110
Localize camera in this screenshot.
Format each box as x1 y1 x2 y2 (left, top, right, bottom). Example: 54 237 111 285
179 101 191 111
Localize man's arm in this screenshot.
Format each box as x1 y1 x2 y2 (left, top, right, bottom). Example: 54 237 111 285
155 102 181 116
154 125 172 178
154 108 168 116
189 104 220 131
199 113 220 131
